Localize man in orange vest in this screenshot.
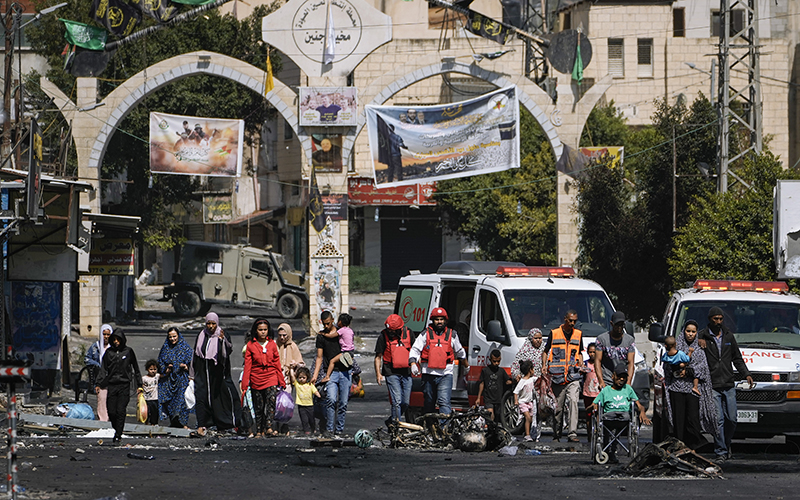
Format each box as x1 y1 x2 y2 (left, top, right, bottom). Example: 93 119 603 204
374 314 413 422
408 308 467 416
544 309 583 443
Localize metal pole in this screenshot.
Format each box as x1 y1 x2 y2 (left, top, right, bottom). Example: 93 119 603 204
672 124 677 232
717 0 730 194
1 4 19 160
6 383 16 500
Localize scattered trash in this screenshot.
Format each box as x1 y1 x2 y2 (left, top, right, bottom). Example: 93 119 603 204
214 460 229 464
126 453 155 460
623 437 723 478
620 486 627 491
227 436 246 440
19 462 32 469
0 485 25 493
525 449 542 456
49 455 58 459
71 455 90 462
296 448 316 453
91 492 128 500
75 448 86 454
498 445 518 456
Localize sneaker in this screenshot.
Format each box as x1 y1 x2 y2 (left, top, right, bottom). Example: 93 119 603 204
523 435 533 442
321 431 334 439
568 436 580 443
714 454 727 464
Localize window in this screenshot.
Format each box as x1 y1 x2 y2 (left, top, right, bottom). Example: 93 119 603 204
478 289 510 346
608 39 624 77
249 259 273 281
206 262 223 274
439 284 476 347
395 286 434 334
711 10 745 37
673 8 685 37
637 38 653 78
563 11 572 30
283 119 293 140
503 289 614 337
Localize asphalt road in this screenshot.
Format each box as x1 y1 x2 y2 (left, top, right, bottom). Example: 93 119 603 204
15 297 800 499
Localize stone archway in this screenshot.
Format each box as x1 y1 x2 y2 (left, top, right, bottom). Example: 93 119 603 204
40 50 302 335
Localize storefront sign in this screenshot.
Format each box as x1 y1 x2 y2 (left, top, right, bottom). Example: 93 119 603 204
348 177 436 206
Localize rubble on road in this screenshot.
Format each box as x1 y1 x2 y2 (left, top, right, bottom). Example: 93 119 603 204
622 437 723 478
19 412 192 437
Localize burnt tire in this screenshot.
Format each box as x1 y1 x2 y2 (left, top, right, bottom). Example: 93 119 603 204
500 390 525 435
173 290 202 317
277 293 303 319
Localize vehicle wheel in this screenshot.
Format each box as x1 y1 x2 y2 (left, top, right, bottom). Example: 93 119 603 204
173 290 201 316
500 391 525 435
277 293 303 319
198 302 212 316
785 435 800 454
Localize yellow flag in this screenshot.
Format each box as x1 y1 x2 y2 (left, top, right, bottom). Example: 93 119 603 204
265 53 275 95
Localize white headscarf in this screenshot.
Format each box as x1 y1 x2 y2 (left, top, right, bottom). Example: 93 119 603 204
99 324 113 360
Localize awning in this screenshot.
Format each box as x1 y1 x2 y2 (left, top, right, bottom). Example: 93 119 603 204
85 213 141 232
227 207 286 227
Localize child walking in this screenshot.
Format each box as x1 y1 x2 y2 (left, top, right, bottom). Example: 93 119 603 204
142 360 161 426
582 343 601 436
242 318 286 437
95 329 143 444
291 366 321 434
513 360 538 442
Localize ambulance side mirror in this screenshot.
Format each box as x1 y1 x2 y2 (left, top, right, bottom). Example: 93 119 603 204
648 322 666 343
486 320 505 343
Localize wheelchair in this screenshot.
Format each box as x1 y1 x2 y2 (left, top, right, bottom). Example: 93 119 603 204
590 402 640 464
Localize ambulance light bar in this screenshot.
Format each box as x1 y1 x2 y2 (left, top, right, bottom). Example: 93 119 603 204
693 280 789 293
496 266 576 277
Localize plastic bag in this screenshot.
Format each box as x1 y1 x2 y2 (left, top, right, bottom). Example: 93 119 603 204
185 380 196 410
535 376 556 420
498 445 518 456
55 403 95 420
274 389 294 422
240 388 255 433
137 393 148 423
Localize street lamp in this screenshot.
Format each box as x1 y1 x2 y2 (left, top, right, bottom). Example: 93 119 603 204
684 61 717 105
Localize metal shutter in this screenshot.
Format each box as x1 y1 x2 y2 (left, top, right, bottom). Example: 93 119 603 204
608 39 624 77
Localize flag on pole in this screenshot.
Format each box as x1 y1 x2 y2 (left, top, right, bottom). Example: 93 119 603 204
128 0 179 23
322 0 335 65
60 19 108 51
264 53 274 95
308 169 326 232
571 34 583 84
91 0 141 37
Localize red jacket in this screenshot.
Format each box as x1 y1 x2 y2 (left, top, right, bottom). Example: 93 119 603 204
242 339 285 391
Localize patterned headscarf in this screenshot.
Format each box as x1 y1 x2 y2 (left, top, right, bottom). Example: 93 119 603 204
511 328 545 379
668 320 718 435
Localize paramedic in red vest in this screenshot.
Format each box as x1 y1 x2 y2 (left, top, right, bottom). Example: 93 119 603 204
544 309 583 443
374 314 413 422
408 308 467 416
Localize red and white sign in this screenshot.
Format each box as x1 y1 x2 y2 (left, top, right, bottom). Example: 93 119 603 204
347 177 436 206
741 349 800 371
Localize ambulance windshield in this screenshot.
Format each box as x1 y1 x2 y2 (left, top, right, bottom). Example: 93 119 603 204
504 290 614 337
674 301 800 348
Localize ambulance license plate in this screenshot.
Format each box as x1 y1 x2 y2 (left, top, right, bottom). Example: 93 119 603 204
737 410 758 423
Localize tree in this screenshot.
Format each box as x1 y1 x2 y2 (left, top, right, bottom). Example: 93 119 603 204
434 109 556 264
669 152 800 286
26 3 282 249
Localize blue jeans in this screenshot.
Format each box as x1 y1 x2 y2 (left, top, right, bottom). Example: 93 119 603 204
712 387 738 457
325 369 351 433
385 374 412 421
422 373 453 416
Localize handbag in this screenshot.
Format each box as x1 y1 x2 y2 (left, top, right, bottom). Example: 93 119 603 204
535 376 556 420
185 380 196 410
137 393 148 423
240 388 255 433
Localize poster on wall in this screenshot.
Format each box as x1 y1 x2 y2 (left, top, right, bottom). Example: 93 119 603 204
311 134 344 172
89 238 135 275
365 86 520 188
203 194 233 223
299 87 358 126
322 193 348 220
149 112 244 177
10 282 62 370
313 258 342 319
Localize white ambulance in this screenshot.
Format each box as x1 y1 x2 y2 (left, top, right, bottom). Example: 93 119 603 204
648 279 800 446
394 261 650 431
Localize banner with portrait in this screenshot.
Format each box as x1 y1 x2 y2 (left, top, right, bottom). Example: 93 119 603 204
365 86 520 188
299 87 357 126
311 133 343 172
149 112 244 176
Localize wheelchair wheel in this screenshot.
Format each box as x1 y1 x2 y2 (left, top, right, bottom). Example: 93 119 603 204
591 412 604 464
630 423 640 457
595 450 609 464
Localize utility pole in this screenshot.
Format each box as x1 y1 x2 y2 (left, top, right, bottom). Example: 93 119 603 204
716 0 762 194
2 3 21 160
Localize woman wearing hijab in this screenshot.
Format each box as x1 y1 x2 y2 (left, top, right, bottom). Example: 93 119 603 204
242 319 285 437
665 320 717 449
190 312 242 436
511 328 546 381
95 329 143 443
158 327 194 428
84 324 113 421
273 323 305 434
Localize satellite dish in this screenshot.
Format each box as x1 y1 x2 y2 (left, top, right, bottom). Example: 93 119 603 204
546 29 592 74
70 50 113 78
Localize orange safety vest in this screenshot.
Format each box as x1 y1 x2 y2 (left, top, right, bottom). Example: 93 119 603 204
382 328 412 369
420 326 455 370
547 326 583 384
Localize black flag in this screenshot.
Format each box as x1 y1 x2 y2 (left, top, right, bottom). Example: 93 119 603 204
465 11 512 45
91 0 141 37
308 169 326 233
128 0 181 23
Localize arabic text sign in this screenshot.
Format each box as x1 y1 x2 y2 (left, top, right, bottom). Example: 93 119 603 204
149 112 244 177
347 177 436 206
203 194 233 224
89 238 135 275
365 86 520 188
299 87 358 126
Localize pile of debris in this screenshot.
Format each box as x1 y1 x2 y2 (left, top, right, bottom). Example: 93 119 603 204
622 437 723 478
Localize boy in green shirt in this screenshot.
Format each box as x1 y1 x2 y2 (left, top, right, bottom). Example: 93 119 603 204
589 363 650 463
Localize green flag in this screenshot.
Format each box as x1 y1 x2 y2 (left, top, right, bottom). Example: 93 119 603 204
60 19 107 51
572 41 583 84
